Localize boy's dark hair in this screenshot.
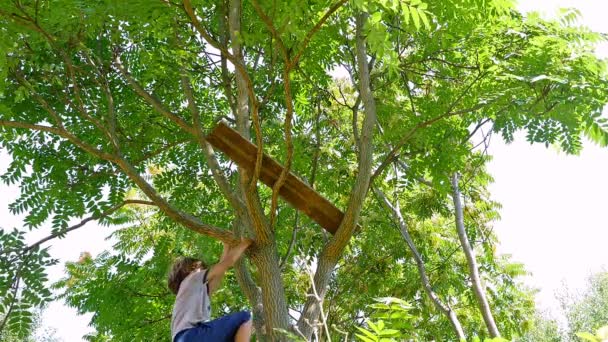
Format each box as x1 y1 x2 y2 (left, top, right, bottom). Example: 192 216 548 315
168 257 207 294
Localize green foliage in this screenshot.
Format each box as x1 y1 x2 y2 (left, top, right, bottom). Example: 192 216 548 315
355 298 416 341
0 229 56 339
559 272 608 341
576 325 608 342
354 297 515 342
517 312 562 342
0 310 61 342
0 0 606 340
54 208 249 342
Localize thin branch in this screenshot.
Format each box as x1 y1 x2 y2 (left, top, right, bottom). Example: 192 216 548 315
181 0 243 75
290 0 348 69
373 186 466 339
0 264 22 334
371 95 499 182
136 315 171 329
0 120 116 161
280 212 299 270
0 120 236 243
132 139 191 165
114 55 195 135
22 200 155 254
99 67 120 152
217 0 237 114
179 67 247 218
115 156 237 243
250 0 290 62
465 118 492 143
451 173 500 337
269 65 295 229
13 71 64 129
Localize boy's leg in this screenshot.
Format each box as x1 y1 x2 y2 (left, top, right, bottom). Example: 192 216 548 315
234 318 253 342
205 311 252 342
173 324 210 342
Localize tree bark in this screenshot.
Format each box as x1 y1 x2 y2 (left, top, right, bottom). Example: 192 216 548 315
227 0 290 339
297 12 377 339
450 173 500 338
373 187 466 340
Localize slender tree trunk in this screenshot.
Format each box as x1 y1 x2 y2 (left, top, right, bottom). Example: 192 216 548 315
373 187 466 340
450 173 500 338
227 0 290 339
297 12 377 340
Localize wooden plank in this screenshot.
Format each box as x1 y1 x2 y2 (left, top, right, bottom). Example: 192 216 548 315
206 121 344 234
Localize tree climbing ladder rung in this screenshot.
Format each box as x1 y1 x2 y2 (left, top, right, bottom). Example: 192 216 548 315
206 121 344 234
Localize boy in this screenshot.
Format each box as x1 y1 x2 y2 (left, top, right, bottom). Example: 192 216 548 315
169 239 253 342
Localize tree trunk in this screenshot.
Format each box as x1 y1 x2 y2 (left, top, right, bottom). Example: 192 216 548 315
373 187 466 340
249 240 291 340
450 173 500 338
227 0 290 339
296 11 377 340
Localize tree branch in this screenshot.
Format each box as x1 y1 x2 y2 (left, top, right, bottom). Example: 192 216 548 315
0 120 116 161
250 0 289 62
19 200 156 255
114 55 195 135
290 0 348 69
373 186 466 340
13 71 64 130
114 156 236 243
279 212 299 270
371 95 499 182
297 12 377 339
451 173 500 337
179 67 248 219
0 120 236 243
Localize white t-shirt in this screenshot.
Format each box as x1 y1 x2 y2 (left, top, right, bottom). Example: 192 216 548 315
171 269 212 340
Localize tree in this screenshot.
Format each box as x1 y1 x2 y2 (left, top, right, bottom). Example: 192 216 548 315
0 310 61 342
559 271 608 341
519 311 562 342
451 172 499 337
0 229 55 340
1 0 607 341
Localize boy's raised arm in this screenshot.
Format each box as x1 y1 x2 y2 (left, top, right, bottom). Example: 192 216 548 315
207 238 252 294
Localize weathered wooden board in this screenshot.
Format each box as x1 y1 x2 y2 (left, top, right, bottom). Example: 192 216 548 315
206 121 344 234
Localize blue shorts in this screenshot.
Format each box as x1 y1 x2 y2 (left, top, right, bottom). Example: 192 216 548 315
174 311 251 342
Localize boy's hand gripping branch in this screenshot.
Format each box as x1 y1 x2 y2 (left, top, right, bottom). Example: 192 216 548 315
207 238 254 294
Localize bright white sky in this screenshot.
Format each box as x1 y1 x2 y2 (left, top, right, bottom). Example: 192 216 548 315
0 1 607 341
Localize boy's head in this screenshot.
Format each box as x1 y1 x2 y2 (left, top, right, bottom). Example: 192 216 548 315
168 257 207 294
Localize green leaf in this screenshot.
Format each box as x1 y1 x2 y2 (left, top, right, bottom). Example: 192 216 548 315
410 7 421 30
356 333 377 342
419 10 431 29
596 326 608 340
357 326 379 340
401 4 410 25
576 332 598 341
370 12 383 25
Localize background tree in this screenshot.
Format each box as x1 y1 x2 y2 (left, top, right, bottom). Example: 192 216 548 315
519 311 562 342
558 271 608 341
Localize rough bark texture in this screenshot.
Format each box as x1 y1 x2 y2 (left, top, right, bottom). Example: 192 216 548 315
228 0 290 339
373 187 466 340
296 12 377 339
450 173 501 338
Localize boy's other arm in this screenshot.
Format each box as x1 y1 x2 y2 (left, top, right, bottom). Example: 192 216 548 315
207 239 252 294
